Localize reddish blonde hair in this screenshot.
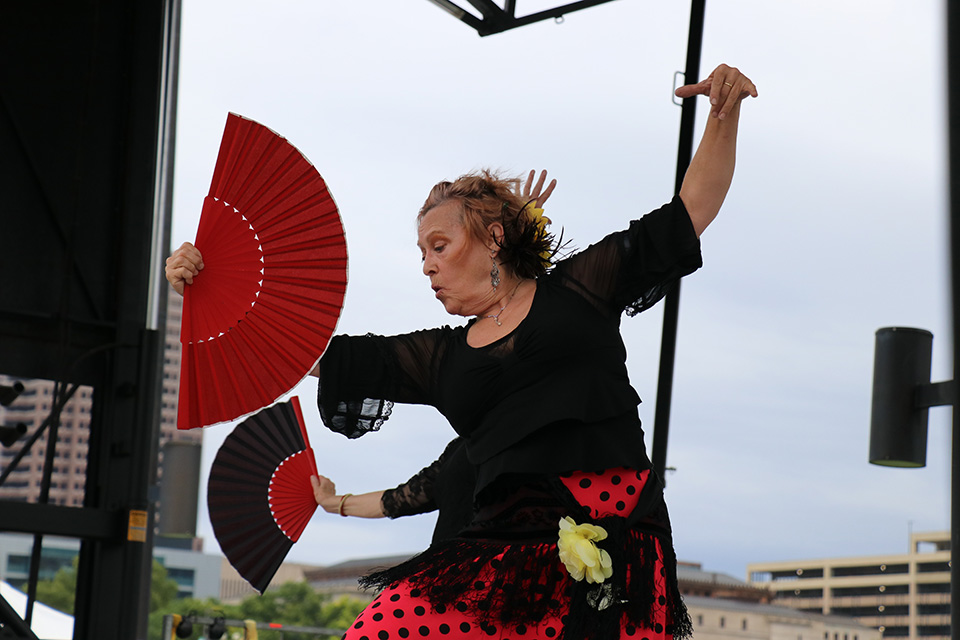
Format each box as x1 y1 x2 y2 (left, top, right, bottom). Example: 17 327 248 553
418 170 555 279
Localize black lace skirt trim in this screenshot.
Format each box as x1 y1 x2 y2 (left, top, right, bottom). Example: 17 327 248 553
359 526 692 640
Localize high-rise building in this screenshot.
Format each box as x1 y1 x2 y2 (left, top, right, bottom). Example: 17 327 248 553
0 288 200 508
747 531 951 640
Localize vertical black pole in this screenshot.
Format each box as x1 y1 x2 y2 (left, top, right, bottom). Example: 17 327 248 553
947 0 959 636
650 0 706 482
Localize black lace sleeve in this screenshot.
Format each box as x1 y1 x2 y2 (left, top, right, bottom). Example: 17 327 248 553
316 328 449 439
381 438 463 519
554 196 702 318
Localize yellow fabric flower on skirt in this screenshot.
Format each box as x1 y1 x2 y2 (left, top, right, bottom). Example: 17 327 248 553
557 516 613 584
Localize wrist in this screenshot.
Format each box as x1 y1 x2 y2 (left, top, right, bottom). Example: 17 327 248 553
337 493 353 517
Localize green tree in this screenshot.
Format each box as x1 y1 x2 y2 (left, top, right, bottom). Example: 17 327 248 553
28 557 78 614
29 557 179 616
148 583 366 640
151 561 180 612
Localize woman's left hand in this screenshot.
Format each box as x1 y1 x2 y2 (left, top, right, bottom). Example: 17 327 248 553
674 63 758 120
521 170 557 208
311 474 339 513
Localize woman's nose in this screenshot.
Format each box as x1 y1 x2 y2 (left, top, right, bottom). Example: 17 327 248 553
422 255 436 276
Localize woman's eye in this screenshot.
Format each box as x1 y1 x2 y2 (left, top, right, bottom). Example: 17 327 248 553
434 245 445 253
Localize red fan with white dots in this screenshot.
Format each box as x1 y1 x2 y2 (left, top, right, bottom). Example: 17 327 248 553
207 396 318 593
177 113 348 430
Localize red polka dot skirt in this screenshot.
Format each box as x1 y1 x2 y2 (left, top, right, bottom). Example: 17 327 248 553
343 468 671 640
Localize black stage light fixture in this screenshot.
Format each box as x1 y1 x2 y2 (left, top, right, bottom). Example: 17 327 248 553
0 423 27 447
175 613 195 639
208 615 227 640
869 327 954 467
0 381 24 406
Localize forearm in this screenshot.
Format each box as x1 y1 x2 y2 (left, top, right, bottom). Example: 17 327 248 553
679 100 742 237
319 490 387 519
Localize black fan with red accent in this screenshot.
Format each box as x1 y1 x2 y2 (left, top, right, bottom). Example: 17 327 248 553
207 396 319 593
178 113 348 430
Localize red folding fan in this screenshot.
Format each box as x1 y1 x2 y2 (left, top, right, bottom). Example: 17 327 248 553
207 396 319 593
178 113 348 430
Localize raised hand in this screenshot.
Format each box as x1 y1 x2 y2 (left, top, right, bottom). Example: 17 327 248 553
675 63 758 120
521 170 557 208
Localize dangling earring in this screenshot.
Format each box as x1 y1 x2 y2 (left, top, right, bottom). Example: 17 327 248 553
490 254 501 290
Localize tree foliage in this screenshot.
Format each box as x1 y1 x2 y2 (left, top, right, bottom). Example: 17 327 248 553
28 558 179 616
28 554 364 640
148 583 367 640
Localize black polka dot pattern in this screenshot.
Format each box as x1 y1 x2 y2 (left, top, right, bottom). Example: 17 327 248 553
560 467 649 518
342 471 671 640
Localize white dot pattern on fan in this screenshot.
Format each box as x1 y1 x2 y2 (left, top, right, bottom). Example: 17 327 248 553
268 448 317 542
184 196 265 344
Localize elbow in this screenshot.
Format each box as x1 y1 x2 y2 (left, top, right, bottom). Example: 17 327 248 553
679 192 722 237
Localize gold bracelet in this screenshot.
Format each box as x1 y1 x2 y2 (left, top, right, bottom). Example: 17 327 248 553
337 493 352 517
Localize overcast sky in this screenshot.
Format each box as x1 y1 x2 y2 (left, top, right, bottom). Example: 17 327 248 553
169 1 952 581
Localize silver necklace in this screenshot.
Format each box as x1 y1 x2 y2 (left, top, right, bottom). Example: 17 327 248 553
483 279 524 326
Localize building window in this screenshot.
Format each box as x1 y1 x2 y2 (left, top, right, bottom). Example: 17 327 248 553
742 619 747 631
918 603 951 615
719 617 725 629
831 563 908 577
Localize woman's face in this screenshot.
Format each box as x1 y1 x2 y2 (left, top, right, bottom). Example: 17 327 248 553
418 200 499 317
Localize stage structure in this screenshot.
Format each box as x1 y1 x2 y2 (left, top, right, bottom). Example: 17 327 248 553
0 0 180 638
425 0 622 36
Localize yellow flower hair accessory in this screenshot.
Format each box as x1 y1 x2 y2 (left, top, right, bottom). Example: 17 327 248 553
521 200 554 267
557 516 613 584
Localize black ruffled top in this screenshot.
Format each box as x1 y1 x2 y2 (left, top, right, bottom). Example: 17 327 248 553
317 196 701 495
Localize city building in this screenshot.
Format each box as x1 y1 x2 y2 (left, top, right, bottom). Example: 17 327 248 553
747 531 951 639
684 594 879 640
0 288 200 508
220 558 324 603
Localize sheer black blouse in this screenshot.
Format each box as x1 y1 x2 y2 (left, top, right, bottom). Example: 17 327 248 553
381 437 474 543
317 196 701 497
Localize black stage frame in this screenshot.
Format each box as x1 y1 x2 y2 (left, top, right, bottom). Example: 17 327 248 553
0 0 180 638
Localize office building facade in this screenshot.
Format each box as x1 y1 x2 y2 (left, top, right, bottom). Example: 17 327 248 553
747 531 951 639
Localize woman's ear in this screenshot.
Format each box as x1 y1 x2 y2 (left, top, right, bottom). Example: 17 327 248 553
486 221 505 252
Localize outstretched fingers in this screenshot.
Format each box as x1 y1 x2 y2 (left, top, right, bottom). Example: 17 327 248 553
675 63 758 119
522 169 558 207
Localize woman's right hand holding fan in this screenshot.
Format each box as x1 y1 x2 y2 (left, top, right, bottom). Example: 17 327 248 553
165 242 204 295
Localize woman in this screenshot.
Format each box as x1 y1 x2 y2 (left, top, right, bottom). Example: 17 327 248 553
167 63 757 640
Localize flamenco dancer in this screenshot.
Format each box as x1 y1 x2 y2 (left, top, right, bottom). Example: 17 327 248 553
166 63 756 640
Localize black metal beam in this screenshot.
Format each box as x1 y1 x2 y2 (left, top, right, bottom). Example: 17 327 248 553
0 0 176 636
0 503 119 539
946 0 959 635
425 0 622 36
0 594 39 640
424 0 485 33
650 0 705 483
